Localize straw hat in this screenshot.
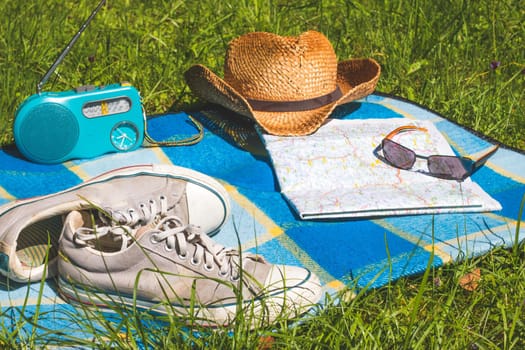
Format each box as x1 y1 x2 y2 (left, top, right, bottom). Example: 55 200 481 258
184 30 381 136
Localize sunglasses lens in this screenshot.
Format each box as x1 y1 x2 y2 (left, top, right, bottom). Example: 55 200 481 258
383 139 416 169
428 156 471 180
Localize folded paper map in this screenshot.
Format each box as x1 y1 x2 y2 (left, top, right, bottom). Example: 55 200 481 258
261 118 502 219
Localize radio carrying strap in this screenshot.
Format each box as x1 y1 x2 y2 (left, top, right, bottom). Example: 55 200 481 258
142 113 204 147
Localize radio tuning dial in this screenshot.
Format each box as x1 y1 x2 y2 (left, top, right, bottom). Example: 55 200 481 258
82 97 132 118
110 121 140 151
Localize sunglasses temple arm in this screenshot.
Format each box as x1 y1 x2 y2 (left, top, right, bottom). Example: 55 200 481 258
470 145 500 172
384 125 428 140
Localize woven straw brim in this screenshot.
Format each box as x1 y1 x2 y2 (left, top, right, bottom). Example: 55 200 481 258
184 58 381 136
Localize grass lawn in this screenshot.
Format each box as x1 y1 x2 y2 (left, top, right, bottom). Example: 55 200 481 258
0 0 523 348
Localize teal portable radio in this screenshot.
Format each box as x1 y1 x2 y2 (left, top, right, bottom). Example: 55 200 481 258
13 0 145 164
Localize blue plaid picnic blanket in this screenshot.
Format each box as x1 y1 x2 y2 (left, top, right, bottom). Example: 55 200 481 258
1 92 523 342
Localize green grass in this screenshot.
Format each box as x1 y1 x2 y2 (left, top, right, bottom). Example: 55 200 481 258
1 0 523 148
0 0 524 348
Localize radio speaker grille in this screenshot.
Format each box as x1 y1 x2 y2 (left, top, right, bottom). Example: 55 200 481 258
18 103 79 162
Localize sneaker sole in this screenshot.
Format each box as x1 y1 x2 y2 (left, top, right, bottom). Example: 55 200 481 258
0 164 230 222
56 270 322 329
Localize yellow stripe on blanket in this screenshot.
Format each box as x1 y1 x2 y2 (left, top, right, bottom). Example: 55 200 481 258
0 185 15 202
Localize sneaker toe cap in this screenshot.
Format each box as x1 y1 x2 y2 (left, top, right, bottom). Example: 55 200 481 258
186 182 230 236
263 265 323 313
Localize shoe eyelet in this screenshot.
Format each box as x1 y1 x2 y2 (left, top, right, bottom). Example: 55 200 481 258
191 257 200 266
178 253 187 260
204 264 214 272
230 275 240 282
150 234 160 244
139 203 146 208
128 208 135 213
149 199 155 204
160 195 166 200
218 270 228 278
164 244 174 252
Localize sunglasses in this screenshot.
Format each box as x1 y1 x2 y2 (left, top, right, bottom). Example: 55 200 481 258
379 125 499 181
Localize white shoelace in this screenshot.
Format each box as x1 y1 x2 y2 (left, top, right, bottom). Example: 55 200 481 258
74 224 133 251
73 215 242 280
150 216 241 279
100 195 171 227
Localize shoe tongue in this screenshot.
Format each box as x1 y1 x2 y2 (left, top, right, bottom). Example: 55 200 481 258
106 221 154 251
134 221 157 240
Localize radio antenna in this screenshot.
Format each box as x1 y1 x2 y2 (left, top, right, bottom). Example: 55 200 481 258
37 0 107 94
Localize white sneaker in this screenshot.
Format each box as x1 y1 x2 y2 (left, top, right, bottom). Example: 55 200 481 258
0 164 230 282
58 211 322 328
